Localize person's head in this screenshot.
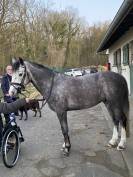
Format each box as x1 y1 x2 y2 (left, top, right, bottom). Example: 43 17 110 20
6 65 13 76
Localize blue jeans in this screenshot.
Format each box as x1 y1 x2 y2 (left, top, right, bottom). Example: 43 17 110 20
4 96 18 124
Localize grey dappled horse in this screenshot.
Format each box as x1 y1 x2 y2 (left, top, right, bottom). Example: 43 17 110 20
9 58 130 155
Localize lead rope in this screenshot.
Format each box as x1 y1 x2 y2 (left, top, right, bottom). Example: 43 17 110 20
39 74 55 109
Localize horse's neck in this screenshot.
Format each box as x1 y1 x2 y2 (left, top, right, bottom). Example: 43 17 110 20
25 61 54 97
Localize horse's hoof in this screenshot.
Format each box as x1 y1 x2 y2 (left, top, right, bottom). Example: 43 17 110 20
19 118 22 120
106 143 117 148
61 147 70 156
117 146 125 151
24 118 28 121
63 148 70 156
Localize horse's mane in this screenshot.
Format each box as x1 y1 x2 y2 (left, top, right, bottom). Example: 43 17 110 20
29 61 50 70
28 61 54 73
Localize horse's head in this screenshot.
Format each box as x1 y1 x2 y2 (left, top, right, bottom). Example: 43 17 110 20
9 57 29 96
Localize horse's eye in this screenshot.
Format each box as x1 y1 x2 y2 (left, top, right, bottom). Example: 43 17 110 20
19 73 23 77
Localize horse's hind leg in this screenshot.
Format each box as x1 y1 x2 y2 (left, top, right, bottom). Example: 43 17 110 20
105 103 119 147
105 103 127 150
108 125 119 147
117 113 127 150
57 111 71 156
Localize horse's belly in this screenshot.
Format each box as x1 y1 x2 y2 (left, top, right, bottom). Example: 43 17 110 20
67 93 100 110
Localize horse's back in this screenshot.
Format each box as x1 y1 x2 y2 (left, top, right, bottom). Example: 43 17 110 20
53 73 101 110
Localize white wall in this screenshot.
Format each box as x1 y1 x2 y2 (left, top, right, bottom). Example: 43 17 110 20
108 27 133 94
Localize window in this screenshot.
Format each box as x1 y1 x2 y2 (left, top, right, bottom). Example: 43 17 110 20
117 49 121 66
113 51 117 66
123 44 129 65
113 49 121 66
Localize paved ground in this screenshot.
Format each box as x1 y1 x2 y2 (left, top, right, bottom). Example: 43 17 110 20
0 102 132 177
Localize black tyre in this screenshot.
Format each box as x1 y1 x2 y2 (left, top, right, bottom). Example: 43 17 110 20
2 128 20 168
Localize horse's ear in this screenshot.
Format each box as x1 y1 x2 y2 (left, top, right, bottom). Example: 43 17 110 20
12 58 16 64
19 57 24 65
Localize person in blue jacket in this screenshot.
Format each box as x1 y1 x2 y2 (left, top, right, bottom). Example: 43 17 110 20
1 65 19 123
1 65 13 103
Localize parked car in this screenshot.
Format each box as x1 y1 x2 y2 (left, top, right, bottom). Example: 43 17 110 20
84 69 91 75
82 67 98 75
64 68 83 77
90 67 98 73
64 69 73 76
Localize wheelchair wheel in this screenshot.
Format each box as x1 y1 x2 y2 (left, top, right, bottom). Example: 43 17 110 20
2 128 20 168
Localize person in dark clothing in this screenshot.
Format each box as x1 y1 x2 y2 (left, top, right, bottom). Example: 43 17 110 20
1 65 13 102
0 98 31 148
1 65 19 123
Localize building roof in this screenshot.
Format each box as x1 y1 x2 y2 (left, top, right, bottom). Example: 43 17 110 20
97 0 133 53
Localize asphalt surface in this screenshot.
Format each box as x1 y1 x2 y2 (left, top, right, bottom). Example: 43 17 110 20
0 103 131 177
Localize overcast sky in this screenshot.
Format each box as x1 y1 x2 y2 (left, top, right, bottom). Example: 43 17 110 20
43 0 124 25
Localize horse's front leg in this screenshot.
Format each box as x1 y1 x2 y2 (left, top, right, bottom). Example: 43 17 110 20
57 111 71 156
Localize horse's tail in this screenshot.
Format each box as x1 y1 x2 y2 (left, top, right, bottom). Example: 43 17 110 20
123 81 130 137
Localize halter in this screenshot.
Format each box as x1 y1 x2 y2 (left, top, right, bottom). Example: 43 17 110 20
10 66 27 94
